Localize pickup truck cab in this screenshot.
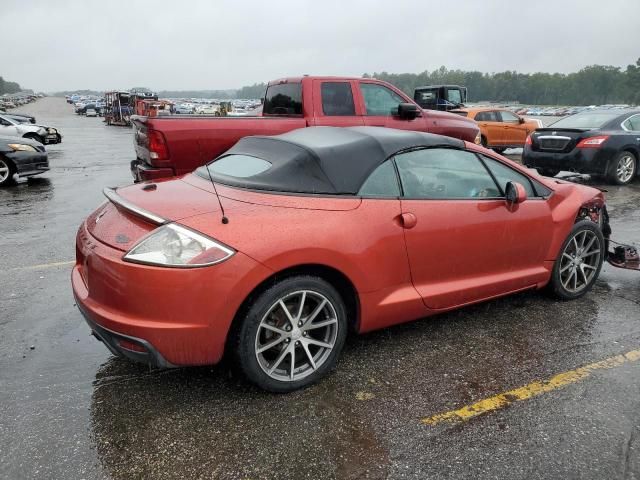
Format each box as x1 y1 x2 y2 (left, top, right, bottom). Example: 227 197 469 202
131 76 481 182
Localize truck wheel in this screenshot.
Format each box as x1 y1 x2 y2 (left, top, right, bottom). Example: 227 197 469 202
0 157 16 187
607 151 636 185
548 220 604 300
492 147 506 154
481 136 488 148
232 275 348 392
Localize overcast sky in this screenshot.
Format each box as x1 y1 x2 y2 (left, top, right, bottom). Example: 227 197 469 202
2 0 639 92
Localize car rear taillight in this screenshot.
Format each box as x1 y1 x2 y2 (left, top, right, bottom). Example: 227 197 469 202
576 135 609 149
148 129 169 160
525 135 532 145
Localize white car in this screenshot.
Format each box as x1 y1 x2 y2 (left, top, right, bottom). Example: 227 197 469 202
86 108 97 117
0 114 61 145
196 104 219 115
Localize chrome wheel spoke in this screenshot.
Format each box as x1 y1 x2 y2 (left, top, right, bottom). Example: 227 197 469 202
301 342 317 370
261 323 286 335
302 318 337 331
304 338 332 349
278 300 295 327
257 336 285 354
268 346 290 375
583 248 600 257
289 348 295 380
296 291 307 321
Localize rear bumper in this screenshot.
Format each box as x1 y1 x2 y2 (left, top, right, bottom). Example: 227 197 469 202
72 220 272 366
130 159 174 182
523 147 608 175
75 296 175 368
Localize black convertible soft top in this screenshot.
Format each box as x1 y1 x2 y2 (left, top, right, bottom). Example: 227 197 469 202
199 126 464 194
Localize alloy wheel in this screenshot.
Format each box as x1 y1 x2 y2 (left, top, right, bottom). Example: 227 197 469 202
255 290 338 382
559 229 602 293
0 159 10 183
616 154 635 183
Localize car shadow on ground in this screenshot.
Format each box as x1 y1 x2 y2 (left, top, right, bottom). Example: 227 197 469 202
89 288 603 479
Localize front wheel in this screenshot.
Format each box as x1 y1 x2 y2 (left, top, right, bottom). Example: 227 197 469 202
0 157 16 186
548 220 604 300
607 151 636 185
233 276 348 392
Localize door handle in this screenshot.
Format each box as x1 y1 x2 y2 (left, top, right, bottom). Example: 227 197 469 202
399 212 417 229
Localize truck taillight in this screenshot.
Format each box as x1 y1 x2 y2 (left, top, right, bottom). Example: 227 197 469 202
525 135 532 145
577 135 609 149
148 129 169 160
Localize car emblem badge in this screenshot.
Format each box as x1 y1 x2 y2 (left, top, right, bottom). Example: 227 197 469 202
551 131 557 136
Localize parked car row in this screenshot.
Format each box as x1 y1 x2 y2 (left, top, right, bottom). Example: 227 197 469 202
0 96 61 186
1 93 43 111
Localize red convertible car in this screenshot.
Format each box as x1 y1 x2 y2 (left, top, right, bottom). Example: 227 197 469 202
72 127 608 392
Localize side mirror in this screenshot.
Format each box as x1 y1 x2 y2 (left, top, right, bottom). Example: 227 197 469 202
397 102 419 120
505 181 527 205
519 117 525 124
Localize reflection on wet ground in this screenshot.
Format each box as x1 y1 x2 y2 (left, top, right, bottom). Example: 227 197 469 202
1 99 639 479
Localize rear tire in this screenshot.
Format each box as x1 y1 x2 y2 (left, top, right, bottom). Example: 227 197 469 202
232 275 348 392
0 157 16 187
548 220 604 300
607 151 636 185
481 136 488 148
492 147 506 155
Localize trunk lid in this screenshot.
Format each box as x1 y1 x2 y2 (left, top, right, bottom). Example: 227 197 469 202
529 128 592 153
87 178 220 251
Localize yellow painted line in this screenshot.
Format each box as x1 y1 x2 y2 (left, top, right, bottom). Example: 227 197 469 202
422 349 640 426
6 260 75 272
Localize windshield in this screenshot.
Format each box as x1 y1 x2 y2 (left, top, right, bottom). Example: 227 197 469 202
0 114 17 126
550 111 621 129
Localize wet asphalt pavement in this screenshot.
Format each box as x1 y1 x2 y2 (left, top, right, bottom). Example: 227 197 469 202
0 98 639 480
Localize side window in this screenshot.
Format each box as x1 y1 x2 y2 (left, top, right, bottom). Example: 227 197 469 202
447 89 462 105
321 82 355 116
263 83 302 115
480 156 536 197
395 148 500 199
360 83 406 116
500 111 519 123
358 161 400 197
475 111 498 122
623 114 640 131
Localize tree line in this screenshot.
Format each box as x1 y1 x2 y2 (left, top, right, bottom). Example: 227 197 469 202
49 59 640 105
0 76 23 95
364 59 640 106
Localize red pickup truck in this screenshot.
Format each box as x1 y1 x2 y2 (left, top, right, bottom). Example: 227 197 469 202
130 76 481 182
